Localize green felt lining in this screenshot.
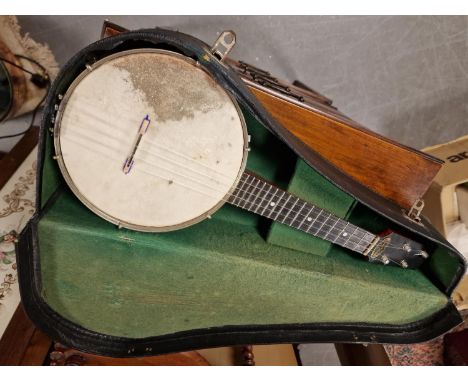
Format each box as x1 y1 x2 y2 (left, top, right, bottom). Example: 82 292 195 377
267 159 356 256
39 191 447 338
37 110 453 339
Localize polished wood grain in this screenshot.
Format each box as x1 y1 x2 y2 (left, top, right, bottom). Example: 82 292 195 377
241 345 255 366
250 87 441 209
0 304 52 366
20 329 53 365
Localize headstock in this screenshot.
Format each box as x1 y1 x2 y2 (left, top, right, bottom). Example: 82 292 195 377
366 230 429 269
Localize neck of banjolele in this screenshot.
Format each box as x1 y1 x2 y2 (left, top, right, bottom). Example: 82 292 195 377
227 172 377 254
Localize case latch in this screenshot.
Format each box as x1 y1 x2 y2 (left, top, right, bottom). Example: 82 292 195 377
406 199 425 224
211 31 236 61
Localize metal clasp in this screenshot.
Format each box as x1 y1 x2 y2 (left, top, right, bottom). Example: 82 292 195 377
211 31 236 61
406 199 425 224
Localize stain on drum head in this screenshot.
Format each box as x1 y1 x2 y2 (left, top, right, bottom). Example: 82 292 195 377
55 49 248 232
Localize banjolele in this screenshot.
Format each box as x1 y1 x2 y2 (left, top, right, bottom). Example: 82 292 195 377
53 47 428 270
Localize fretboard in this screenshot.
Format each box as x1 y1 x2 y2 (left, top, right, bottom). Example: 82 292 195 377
228 172 376 254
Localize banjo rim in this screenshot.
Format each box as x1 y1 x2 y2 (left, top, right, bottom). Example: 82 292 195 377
54 48 249 232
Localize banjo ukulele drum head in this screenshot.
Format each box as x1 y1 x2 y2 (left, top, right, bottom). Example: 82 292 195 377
54 49 248 232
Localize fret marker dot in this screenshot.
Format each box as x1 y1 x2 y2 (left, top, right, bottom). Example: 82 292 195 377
270 202 275 206
307 217 312 222
343 233 348 237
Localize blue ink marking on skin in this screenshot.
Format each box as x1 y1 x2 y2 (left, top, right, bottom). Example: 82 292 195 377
123 115 151 175
123 158 134 175
140 114 151 133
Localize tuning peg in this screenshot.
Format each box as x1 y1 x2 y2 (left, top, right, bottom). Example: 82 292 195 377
415 250 429 259
381 255 390 265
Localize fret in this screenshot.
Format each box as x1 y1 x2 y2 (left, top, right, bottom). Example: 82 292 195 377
237 176 257 209
336 223 356 246
306 209 323 234
345 227 365 250
358 229 374 249
239 175 256 208
290 200 308 228
363 232 377 246
315 213 332 238
297 205 315 230
233 181 249 205
316 214 342 242
230 176 250 205
355 231 377 254
334 223 373 254
354 229 370 246
270 191 292 220
261 187 279 216
275 194 292 220
252 183 271 214
228 172 377 256
342 225 359 250
324 216 340 241
332 221 353 246
350 229 367 252
279 196 299 224
242 177 262 211
297 208 366 251
307 209 323 232
265 189 283 218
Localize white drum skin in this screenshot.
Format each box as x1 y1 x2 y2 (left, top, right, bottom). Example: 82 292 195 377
54 49 248 231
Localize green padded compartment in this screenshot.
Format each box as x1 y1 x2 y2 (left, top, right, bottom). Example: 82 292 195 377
37 110 452 339
267 159 356 256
